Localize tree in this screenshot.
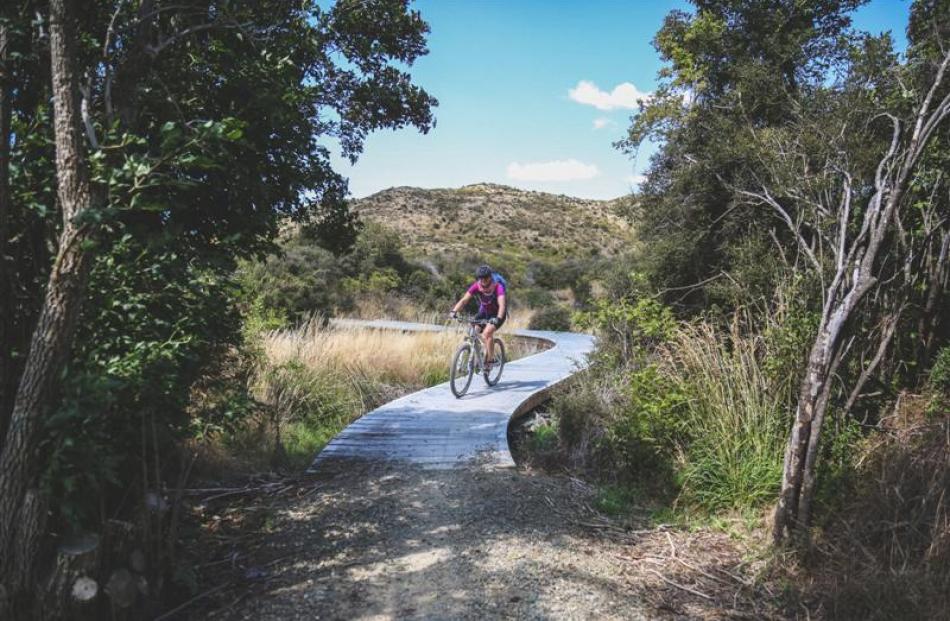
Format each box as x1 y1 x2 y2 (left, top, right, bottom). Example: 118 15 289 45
618 0 863 313
0 0 436 615
758 4 950 543
622 0 950 543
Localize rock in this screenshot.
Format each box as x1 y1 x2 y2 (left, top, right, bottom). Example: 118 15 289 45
71 576 98 602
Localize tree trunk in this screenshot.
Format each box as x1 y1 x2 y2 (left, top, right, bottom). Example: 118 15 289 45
772 49 950 545
0 21 13 443
773 298 854 540
0 0 98 615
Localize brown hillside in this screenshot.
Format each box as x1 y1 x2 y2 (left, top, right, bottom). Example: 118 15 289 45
351 183 635 260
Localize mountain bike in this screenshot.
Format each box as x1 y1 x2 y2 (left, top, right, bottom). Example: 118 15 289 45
449 316 506 398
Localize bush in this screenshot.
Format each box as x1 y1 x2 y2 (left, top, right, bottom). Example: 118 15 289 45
522 287 555 308
529 305 572 331
237 241 346 322
573 297 675 363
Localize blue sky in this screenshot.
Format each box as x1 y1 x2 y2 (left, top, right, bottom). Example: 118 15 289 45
332 0 911 200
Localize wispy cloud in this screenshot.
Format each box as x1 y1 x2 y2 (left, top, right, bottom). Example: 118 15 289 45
507 159 600 182
593 117 613 130
569 80 650 111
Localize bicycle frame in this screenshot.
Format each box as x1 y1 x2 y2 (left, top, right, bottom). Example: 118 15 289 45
449 316 505 397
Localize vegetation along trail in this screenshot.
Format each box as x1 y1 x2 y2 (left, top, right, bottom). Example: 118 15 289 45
188 322 783 620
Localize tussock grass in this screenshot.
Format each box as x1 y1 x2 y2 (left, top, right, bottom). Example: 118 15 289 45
659 321 790 511
263 317 459 387
550 314 791 515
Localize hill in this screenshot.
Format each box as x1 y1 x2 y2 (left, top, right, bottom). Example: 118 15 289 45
350 183 635 261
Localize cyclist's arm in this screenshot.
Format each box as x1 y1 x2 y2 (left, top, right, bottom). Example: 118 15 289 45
497 294 506 318
452 292 473 314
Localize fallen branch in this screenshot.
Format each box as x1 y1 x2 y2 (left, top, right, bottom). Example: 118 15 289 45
646 569 713 601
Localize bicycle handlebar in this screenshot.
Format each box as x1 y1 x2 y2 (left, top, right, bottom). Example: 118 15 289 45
451 315 492 326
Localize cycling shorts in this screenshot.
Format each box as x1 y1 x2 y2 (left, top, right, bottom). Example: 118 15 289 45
474 309 506 330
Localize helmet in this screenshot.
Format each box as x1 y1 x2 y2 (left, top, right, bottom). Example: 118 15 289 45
475 265 492 279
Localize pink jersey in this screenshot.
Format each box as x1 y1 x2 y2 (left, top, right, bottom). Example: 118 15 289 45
467 281 505 316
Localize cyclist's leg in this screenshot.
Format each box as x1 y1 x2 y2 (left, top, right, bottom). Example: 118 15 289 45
473 310 492 363
486 314 506 364
484 323 497 363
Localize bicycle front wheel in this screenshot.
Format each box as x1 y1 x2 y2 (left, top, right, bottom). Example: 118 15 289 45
450 343 475 398
484 339 506 386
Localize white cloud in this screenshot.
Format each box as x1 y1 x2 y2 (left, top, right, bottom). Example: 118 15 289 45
569 80 650 111
507 159 600 182
626 174 647 188
593 117 613 130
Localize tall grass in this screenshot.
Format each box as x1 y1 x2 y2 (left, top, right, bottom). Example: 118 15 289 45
244 316 544 468
264 316 459 387
552 312 795 514
659 321 791 511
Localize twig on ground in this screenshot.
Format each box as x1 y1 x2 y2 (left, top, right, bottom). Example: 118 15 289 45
154 581 232 620
646 569 713 601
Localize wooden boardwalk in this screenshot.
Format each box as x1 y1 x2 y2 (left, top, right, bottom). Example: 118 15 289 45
308 320 595 471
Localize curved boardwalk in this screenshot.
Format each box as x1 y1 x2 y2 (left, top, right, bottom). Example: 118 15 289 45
309 320 595 471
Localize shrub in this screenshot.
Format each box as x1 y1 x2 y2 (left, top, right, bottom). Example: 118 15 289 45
573 297 675 363
529 305 572 331
522 287 555 308
929 346 950 394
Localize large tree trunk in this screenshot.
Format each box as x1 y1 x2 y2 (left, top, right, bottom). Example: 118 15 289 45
0 0 98 615
0 21 13 442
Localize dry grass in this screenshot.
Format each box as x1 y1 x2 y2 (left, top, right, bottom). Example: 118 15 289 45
236 314 547 470
345 298 536 332
803 396 950 620
262 313 544 391
264 317 460 387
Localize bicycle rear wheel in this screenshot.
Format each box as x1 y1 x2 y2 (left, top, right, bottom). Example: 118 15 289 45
450 343 475 398
484 339 506 386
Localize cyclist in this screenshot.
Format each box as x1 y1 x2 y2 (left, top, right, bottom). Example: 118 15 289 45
450 265 507 367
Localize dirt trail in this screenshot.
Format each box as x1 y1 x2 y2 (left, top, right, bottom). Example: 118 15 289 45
189 461 783 621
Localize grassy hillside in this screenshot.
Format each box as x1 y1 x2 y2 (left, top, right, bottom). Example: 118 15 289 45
351 183 636 262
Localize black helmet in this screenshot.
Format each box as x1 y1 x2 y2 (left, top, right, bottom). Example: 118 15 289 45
475 265 492 279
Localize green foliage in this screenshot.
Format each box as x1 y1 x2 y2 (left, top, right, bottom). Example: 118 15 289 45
522 287 555 308
616 0 868 315
928 346 950 394
41 230 244 528
238 241 347 323
258 360 362 470
605 364 689 479
555 314 790 513
529 422 560 453
594 484 640 517
3 0 440 578
926 346 950 416
529 306 573 331
573 297 675 362
304 199 364 256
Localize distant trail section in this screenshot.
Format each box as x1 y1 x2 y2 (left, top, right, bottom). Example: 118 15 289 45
309 319 595 471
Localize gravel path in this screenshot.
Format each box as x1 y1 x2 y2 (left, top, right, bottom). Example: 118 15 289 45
193 463 781 621
180 321 784 620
